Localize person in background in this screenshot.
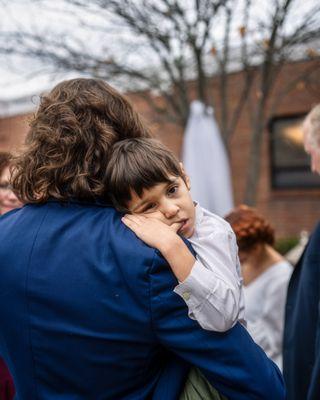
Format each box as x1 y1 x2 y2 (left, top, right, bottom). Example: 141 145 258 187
0 152 18 400
0 152 22 214
285 230 309 266
225 205 292 370
283 104 320 400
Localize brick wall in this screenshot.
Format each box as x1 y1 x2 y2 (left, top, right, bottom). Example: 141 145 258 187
1 60 319 238
129 60 320 238
0 114 30 152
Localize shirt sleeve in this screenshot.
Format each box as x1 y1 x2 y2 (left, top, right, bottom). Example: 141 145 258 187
174 229 242 332
149 250 286 400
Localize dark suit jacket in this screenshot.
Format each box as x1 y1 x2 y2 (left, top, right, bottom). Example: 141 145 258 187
283 222 320 400
0 201 285 400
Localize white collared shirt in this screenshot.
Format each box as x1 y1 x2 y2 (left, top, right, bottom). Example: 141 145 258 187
174 203 246 332
243 260 292 370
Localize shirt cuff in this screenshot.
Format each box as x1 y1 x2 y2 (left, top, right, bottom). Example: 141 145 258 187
173 259 215 309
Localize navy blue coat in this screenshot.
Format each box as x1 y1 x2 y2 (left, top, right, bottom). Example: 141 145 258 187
0 201 285 400
283 222 320 400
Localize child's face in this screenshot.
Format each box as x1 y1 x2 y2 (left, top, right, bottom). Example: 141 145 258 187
127 175 196 238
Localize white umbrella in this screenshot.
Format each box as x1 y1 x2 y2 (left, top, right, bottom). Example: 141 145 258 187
182 100 234 216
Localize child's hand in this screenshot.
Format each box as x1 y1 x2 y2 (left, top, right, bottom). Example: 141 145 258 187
122 214 182 252
122 214 195 282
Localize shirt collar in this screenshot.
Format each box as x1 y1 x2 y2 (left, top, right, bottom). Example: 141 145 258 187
194 201 204 228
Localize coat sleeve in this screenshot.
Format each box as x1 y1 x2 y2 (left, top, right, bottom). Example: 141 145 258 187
307 223 320 399
149 250 286 400
308 297 320 399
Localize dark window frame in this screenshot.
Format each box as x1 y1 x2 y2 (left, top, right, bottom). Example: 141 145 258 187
268 113 320 190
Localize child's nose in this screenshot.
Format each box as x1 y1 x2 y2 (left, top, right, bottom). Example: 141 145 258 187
163 203 179 219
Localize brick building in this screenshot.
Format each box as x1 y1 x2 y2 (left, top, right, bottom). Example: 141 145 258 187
1 60 320 238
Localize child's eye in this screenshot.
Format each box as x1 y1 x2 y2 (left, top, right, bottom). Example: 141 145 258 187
167 185 178 196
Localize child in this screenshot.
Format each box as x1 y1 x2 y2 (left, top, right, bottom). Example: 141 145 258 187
106 138 245 332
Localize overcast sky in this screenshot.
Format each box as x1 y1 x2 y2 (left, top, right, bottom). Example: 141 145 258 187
0 0 319 99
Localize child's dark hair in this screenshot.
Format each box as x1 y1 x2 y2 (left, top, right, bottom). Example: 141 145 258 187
106 138 184 211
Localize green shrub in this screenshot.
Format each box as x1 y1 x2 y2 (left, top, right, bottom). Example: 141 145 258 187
275 237 299 255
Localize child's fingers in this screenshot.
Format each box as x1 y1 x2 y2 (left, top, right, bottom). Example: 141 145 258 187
122 217 146 240
124 214 146 225
121 216 139 231
123 215 141 227
171 221 182 233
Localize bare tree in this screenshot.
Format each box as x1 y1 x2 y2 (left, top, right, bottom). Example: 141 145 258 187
1 0 320 204
239 0 320 204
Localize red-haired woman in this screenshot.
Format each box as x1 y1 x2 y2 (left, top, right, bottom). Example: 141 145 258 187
225 205 292 370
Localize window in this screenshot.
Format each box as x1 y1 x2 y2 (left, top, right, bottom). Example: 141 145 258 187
269 114 320 189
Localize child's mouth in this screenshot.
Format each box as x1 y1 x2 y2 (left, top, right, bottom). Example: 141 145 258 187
178 219 188 233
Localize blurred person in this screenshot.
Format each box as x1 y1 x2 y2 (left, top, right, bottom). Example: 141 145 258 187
0 152 18 400
225 205 292 370
283 104 320 400
0 78 285 400
285 230 309 265
0 152 22 214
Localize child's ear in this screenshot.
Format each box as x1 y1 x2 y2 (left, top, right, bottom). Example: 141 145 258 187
185 175 191 191
179 162 186 175
179 162 191 190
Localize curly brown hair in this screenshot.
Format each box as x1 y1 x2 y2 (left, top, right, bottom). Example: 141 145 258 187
11 78 151 203
224 205 275 252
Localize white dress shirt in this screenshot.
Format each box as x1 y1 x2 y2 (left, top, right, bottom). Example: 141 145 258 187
243 260 292 370
174 204 246 332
